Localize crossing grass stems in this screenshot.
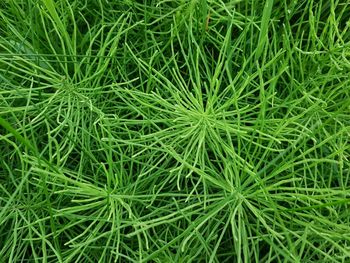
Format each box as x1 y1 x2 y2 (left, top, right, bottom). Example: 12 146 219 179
0 0 350 262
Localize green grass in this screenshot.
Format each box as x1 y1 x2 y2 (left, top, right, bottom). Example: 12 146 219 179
0 0 350 262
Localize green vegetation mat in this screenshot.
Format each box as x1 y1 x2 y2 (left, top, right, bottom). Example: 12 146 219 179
1 0 350 262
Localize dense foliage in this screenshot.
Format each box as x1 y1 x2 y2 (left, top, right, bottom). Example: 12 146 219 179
1 0 350 262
